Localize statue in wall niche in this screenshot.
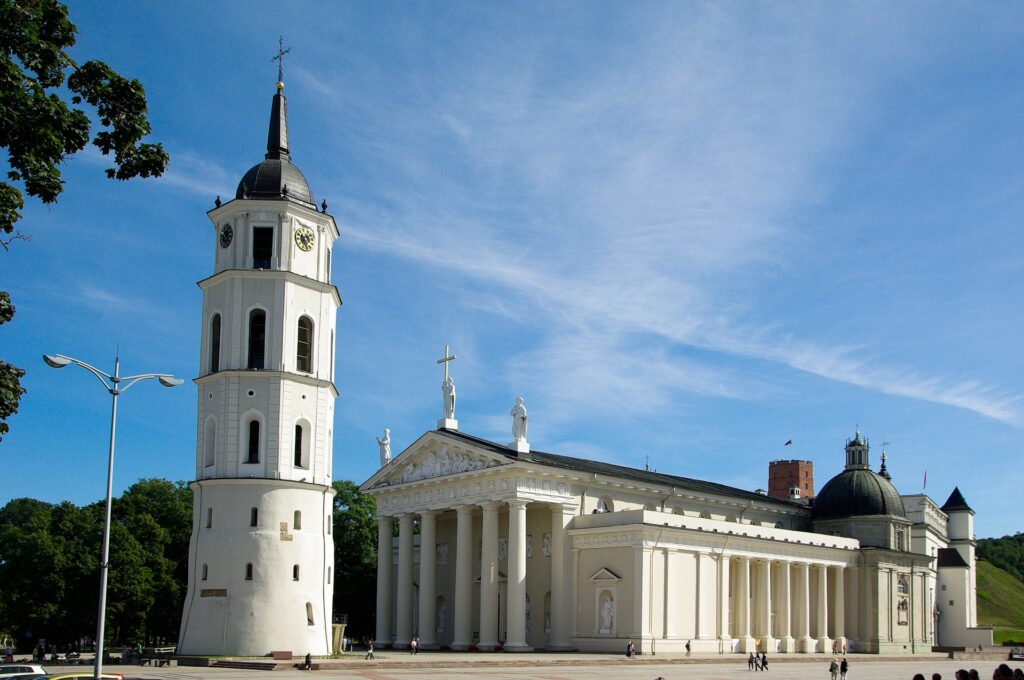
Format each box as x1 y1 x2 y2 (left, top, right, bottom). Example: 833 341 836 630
376 428 391 467
600 594 615 634
544 596 551 633
542 533 551 557
498 538 508 561
526 534 533 559
436 600 447 633
436 543 448 565
511 396 528 442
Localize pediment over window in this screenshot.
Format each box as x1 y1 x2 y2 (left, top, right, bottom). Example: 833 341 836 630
366 434 509 489
589 567 621 582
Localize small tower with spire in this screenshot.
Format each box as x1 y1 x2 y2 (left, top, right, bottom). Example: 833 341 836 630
178 59 341 656
844 429 870 469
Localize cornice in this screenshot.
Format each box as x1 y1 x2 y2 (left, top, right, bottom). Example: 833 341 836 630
194 369 338 397
197 268 342 306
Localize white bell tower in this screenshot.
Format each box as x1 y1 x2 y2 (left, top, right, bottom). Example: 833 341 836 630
178 78 340 656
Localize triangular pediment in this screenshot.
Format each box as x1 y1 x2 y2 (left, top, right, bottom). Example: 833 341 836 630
589 567 621 582
362 431 511 490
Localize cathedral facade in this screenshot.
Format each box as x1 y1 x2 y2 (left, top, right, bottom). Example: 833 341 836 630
361 427 990 654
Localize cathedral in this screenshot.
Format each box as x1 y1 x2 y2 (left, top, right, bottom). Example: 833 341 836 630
361 418 991 654
170 68 989 657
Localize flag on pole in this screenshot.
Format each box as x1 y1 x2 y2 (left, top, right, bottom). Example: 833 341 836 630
784 440 792 446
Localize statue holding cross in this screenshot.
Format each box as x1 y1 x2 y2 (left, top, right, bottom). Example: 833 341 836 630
437 345 457 426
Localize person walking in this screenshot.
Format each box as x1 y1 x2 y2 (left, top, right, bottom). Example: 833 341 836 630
761 651 769 671
364 640 374 661
830 658 839 680
410 637 418 655
685 640 691 656
303 653 312 670
840 657 849 680
626 640 636 659
748 652 756 670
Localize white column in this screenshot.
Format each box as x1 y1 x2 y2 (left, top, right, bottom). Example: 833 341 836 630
451 505 475 650
718 555 731 643
779 561 795 652
478 501 501 650
697 552 715 639
817 564 830 650
798 562 813 652
417 510 438 648
834 565 846 650
505 499 531 650
738 556 755 652
548 504 574 650
760 558 774 650
375 516 393 645
395 513 415 648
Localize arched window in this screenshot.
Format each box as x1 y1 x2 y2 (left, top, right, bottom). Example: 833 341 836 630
209 313 221 373
306 602 314 626
296 316 314 372
294 421 310 469
246 418 261 464
206 508 213 528
204 418 216 467
293 564 300 581
248 309 266 369
294 510 302 530
202 563 208 581
897 575 909 595
245 563 253 580
250 507 258 527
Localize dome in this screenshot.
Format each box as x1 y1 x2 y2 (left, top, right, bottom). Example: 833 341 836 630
234 87 315 207
813 468 906 520
236 158 314 206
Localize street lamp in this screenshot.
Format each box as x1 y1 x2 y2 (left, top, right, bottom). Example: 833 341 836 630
43 352 182 680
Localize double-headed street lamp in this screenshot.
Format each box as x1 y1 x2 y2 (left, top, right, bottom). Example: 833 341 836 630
43 353 183 680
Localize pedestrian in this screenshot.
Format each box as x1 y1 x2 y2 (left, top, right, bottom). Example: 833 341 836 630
840 657 848 680
685 640 691 656
830 658 839 680
626 640 636 659
748 652 755 670
303 653 312 670
410 637 417 655
761 651 769 671
364 640 374 660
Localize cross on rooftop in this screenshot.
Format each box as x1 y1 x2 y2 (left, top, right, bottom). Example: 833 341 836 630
272 36 291 84
436 344 456 382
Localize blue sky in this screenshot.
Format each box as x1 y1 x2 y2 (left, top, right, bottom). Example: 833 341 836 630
3 2 1022 537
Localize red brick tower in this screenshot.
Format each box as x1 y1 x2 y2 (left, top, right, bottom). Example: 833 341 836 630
768 459 815 500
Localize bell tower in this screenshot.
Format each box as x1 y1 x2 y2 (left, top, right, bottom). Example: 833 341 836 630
178 76 340 656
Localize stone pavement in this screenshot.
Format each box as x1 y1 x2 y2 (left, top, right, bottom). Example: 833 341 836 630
42 653 1024 680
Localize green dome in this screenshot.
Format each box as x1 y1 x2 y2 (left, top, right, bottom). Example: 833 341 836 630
813 468 906 520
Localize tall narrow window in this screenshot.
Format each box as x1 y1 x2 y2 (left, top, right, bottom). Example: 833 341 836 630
250 507 258 527
327 515 332 534
245 563 253 580
204 418 216 467
293 564 300 581
247 419 260 464
296 316 313 372
326 248 332 281
294 424 304 467
248 309 266 369
206 508 213 528
327 567 332 584
202 564 208 581
209 314 221 373
294 510 302 530
306 602 314 626
252 227 273 269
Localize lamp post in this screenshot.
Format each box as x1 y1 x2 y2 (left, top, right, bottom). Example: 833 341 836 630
43 352 183 680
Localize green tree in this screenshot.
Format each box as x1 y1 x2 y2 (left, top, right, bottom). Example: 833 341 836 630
0 0 168 438
331 480 378 640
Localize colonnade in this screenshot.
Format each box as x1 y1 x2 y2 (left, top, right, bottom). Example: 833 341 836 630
730 557 846 653
375 499 575 651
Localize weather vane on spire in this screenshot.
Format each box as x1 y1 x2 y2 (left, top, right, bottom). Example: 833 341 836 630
272 36 291 89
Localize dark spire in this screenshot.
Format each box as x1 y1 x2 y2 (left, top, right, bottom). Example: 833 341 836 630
265 87 291 161
940 486 974 513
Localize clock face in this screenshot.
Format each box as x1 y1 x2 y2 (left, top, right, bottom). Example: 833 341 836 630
219 224 233 248
295 226 315 252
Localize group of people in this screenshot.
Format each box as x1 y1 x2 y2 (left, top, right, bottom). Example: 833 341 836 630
829 657 850 680
747 651 770 670
932 667 1024 680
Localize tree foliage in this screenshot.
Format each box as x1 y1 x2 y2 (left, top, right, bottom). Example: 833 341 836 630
978 533 1024 583
0 479 191 651
0 0 168 440
332 480 378 640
